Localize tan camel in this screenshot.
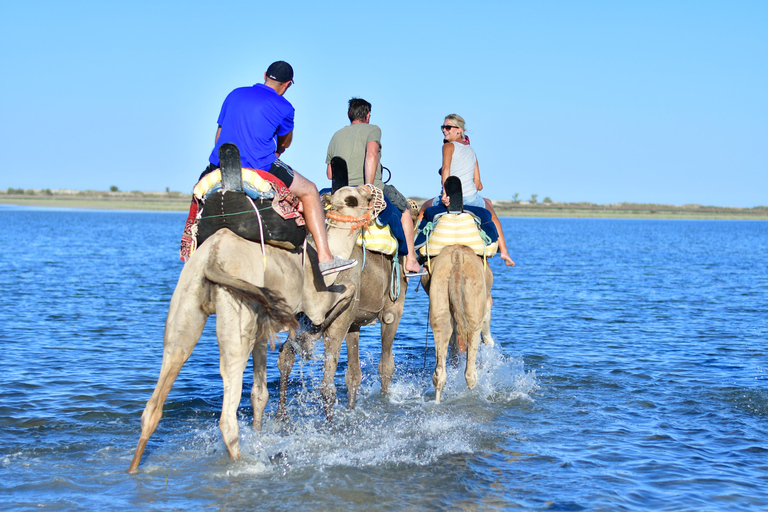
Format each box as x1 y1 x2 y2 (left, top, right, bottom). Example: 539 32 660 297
277 198 419 420
277 246 409 420
419 244 494 403
127 186 373 474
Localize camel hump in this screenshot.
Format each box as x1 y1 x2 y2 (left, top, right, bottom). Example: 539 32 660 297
330 156 349 193
219 143 243 192
444 176 463 213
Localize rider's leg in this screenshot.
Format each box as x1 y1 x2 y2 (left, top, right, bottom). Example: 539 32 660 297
383 184 423 273
289 171 333 262
289 170 356 275
417 198 435 224
484 198 515 267
400 208 422 273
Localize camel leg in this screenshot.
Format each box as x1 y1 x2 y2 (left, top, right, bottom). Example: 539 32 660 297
465 329 482 390
251 338 268 431
216 304 254 460
448 318 462 366
430 297 451 404
344 329 361 409
128 289 209 473
481 296 494 347
276 340 296 421
378 312 400 394
481 267 494 346
321 331 345 420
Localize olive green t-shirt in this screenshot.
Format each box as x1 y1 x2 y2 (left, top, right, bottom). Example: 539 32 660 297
326 123 384 188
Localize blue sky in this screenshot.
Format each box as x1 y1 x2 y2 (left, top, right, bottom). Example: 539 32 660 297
2 1 766 207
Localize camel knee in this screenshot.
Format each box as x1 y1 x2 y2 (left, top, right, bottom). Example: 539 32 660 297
139 399 164 434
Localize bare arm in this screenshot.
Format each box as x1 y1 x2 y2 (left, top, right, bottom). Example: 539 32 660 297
473 160 483 191
326 163 333 180
214 126 221 144
364 140 380 185
441 143 454 190
276 130 293 156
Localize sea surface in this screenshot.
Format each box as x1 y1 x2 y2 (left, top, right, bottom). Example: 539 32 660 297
0 206 766 511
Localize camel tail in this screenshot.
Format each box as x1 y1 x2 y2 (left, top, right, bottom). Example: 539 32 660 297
204 262 297 348
449 248 472 353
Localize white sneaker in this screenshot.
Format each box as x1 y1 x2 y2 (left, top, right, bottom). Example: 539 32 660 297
319 255 358 275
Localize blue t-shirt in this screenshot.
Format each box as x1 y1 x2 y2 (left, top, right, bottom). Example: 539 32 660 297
208 83 295 170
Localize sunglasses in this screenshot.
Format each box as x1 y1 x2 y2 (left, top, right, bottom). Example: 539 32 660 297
441 125 460 131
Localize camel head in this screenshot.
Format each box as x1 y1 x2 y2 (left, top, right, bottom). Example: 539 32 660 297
327 185 373 218
324 185 374 251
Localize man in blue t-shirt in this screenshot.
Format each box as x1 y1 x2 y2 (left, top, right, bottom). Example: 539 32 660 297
206 61 356 276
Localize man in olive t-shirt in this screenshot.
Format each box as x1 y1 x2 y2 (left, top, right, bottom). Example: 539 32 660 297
326 98 423 275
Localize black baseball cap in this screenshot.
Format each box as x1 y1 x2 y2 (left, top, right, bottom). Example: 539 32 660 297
266 61 294 83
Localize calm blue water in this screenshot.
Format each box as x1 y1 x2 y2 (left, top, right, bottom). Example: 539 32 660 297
1 206 766 511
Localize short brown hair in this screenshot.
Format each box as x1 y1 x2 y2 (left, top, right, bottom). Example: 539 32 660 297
348 98 371 122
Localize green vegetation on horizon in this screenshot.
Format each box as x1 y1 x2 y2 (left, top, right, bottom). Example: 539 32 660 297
2 188 767 219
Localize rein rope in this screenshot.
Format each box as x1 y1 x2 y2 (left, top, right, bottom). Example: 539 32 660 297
245 196 268 272
325 208 373 233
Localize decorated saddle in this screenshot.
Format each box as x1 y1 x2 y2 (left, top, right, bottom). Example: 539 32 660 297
180 143 306 261
414 176 499 260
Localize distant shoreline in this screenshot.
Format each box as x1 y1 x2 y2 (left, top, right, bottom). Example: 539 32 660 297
1 192 766 220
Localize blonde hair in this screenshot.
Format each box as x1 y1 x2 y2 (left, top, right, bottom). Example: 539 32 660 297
444 114 466 136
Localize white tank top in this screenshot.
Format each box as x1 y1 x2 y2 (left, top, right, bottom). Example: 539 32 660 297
449 142 478 197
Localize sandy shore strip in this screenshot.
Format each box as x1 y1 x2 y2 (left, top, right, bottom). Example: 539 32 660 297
1 193 766 220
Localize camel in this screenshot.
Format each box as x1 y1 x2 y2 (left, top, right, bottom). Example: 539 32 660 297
276 192 418 421
127 185 373 474
417 176 495 403
277 245 409 420
419 244 494 403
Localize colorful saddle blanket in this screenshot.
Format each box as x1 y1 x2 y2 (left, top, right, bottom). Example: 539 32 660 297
414 204 498 258
180 168 306 261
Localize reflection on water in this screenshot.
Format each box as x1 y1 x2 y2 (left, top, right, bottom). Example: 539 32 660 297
0 208 766 511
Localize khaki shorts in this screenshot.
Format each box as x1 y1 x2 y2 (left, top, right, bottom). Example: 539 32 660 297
383 184 408 213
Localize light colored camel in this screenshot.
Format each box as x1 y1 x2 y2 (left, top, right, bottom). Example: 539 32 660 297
127 186 372 473
419 244 494 403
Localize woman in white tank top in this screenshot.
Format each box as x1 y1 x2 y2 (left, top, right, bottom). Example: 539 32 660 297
424 114 515 267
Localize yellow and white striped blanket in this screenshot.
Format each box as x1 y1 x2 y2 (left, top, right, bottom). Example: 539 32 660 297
357 221 398 256
417 212 498 258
